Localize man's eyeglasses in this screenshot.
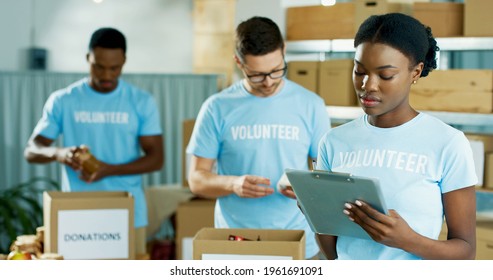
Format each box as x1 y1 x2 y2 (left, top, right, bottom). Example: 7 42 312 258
242 61 288 83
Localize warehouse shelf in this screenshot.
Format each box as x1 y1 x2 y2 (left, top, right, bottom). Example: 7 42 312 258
287 37 493 54
327 106 493 134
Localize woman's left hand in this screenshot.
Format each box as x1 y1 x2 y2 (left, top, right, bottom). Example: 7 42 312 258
344 200 416 249
279 186 297 199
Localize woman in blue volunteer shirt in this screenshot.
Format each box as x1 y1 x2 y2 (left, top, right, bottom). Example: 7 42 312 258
316 13 477 260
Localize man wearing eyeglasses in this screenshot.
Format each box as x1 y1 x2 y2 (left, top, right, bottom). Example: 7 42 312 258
187 16 331 259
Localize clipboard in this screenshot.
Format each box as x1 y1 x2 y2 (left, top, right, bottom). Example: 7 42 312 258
285 169 388 240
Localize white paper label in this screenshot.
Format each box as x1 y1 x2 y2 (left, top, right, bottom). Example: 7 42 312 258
57 209 129 259
182 237 194 260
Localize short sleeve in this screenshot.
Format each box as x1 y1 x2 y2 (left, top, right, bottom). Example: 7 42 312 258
309 99 331 158
138 94 162 136
186 97 221 159
33 93 63 140
440 132 478 193
316 132 332 171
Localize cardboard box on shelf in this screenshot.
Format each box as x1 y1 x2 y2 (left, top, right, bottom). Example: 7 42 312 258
182 119 196 187
410 70 493 113
468 140 485 187
286 3 355 40
354 0 412 32
43 191 135 260
193 228 305 260
466 134 493 189
175 198 215 260
466 134 493 154
464 0 493 37
287 61 319 93
412 3 463 37
318 59 356 106
484 153 493 189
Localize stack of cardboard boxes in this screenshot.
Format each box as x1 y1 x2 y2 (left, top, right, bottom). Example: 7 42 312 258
286 0 493 109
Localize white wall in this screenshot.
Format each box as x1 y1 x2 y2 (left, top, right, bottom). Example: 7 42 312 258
1 0 286 73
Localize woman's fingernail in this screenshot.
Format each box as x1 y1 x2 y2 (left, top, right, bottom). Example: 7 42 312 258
355 200 363 206
343 209 350 215
344 203 352 209
348 217 354 222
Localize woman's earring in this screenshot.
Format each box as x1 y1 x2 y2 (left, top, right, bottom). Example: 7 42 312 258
413 80 417 84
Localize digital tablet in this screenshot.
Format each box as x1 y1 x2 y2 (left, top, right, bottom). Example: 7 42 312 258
285 169 388 240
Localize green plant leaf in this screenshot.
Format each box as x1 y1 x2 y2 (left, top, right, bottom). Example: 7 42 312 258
0 201 19 253
17 195 44 227
0 176 60 254
6 198 37 235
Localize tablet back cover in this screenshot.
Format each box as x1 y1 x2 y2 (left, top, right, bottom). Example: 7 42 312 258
286 169 387 240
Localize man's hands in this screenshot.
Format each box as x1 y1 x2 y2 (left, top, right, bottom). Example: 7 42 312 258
55 146 81 170
56 145 111 183
229 174 299 199
231 175 274 198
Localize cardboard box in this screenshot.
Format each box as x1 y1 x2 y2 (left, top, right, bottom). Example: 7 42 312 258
467 134 493 188
193 228 305 260
483 153 493 189
286 3 355 40
318 59 356 106
287 61 319 93
464 0 493 37
43 191 135 260
175 198 215 260
466 134 493 154
412 3 463 37
410 70 493 113
182 119 196 187
469 139 485 187
355 0 412 32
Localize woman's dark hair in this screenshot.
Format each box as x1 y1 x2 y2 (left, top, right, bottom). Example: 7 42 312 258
354 13 439 77
89 27 127 54
235 16 284 62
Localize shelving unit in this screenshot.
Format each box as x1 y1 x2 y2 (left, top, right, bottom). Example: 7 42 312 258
286 37 493 54
286 37 493 67
327 106 493 134
286 37 493 134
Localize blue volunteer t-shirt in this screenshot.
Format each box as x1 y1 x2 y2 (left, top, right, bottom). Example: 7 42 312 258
33 78 162 227
187 79 331 258
318 113 477 259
